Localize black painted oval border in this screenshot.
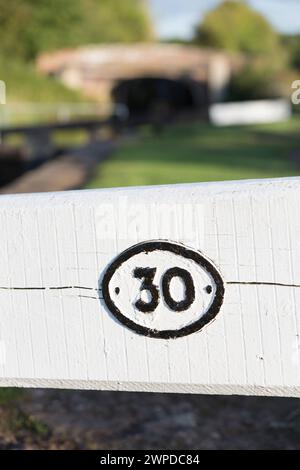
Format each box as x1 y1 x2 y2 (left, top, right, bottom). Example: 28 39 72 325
101 240 225 339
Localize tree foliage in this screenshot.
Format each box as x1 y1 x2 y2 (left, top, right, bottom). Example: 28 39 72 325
226 63 283 101
282 35 300 71
0 0 153 61
194 0 280 57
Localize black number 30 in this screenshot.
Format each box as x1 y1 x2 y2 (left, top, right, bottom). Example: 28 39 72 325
133 267 195 313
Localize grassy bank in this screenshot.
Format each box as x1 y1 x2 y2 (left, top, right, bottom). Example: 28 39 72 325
87 118 300 188
0 56 82 104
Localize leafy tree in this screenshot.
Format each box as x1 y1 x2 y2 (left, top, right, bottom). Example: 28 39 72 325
282 34 300 71
226 63 283 101
78 0 153 45
0 0 153 61
194 0 280 57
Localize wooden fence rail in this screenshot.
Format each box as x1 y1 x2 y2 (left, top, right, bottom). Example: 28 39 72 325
0 177 300 396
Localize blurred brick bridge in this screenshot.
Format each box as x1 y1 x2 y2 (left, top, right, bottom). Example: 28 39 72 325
37 44 241 114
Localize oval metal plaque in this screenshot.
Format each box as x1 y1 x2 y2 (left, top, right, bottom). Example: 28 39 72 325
102 241 224 339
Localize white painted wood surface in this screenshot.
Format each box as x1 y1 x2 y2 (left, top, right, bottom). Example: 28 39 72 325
1 177 300 396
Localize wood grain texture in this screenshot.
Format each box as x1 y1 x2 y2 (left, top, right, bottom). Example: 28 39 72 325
0 177 300 396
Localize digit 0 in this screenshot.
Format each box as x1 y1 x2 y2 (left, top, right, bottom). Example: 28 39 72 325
162 267 195 312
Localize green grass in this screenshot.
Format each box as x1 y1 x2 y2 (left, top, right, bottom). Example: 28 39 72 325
0 56 83 104
0 388 23 405
86 117 300 189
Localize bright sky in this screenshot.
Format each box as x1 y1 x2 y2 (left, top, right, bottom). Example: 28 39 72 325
149 0 300 39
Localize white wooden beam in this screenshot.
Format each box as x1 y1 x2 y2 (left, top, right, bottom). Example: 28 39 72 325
0 177 300 396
